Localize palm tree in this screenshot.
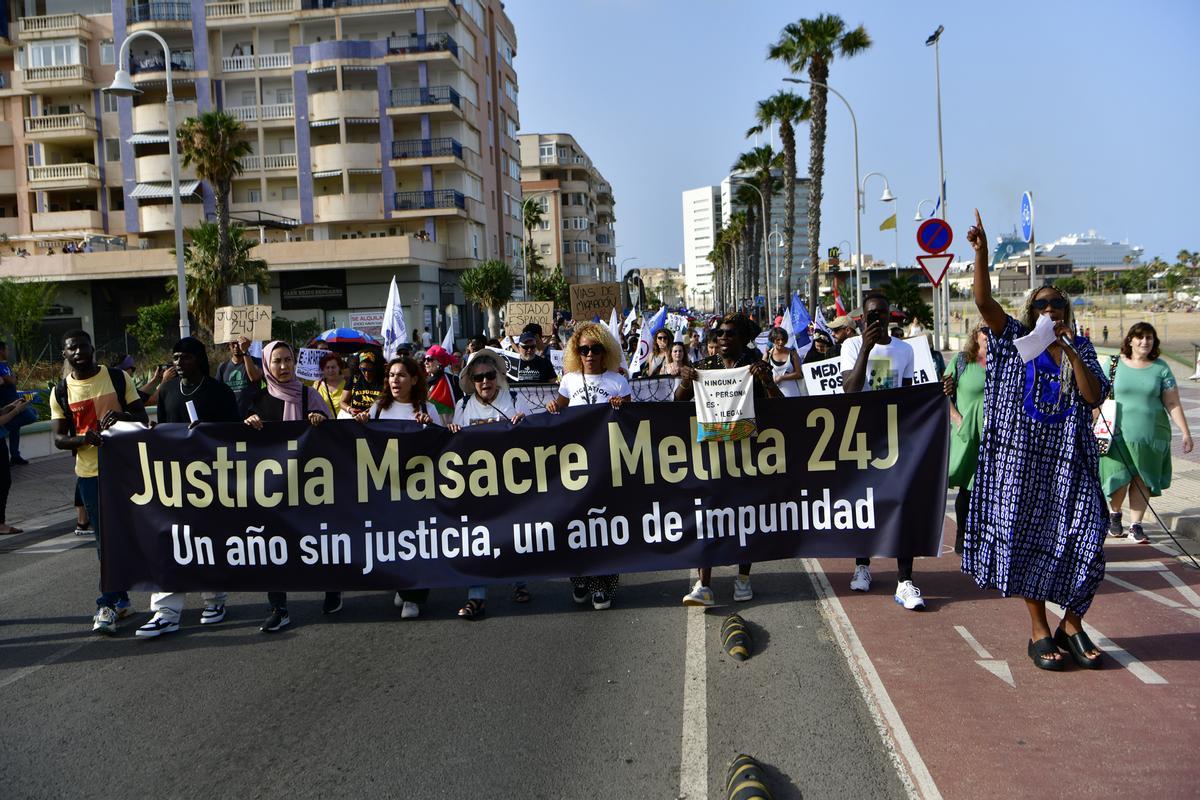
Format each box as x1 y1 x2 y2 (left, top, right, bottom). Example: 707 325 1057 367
706 245 725 314
747 91 811 303
523 200 545 278
731 155 780 307
770 14 871 309
878 274 932 328
177 111 254 279
460 258 514 338
727 210 750 310
168 221 268 335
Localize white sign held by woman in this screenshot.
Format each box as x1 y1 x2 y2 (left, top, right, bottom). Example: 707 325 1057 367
693 365 756 442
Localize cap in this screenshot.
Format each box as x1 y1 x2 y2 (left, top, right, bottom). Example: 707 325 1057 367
518 332 538 346
828 315 855 329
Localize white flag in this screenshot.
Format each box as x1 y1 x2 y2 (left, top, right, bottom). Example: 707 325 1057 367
608 308 629 372
628 316 653 375
622 306 637 336
381 275 408 360
440 322 455 353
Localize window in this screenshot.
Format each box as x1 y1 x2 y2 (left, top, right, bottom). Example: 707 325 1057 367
460 0 485 28
507 155 520 181
248 189 262 203
103 92 118 113
275 88 293 104
539 244 551 255
100 39 115 65
539 220 550 231
497 33 515 66
504 78 518 104
104 138 120 162
539 143 553 161
25 144 35 167
281 186 298 201
505 114 517 140
28 39 87 68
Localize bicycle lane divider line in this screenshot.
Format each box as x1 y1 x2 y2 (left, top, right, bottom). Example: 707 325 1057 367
1047 604 1168 685
679 606 708 800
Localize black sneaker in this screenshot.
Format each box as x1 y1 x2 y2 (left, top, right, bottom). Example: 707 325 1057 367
10 456 29 466
572 586 589 605
1130 523 1148 544
591 591 611 610
1108 512 1125 537
261 608 290 633
322 592 343 615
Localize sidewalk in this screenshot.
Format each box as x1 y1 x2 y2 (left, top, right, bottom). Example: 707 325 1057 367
6 452 76 529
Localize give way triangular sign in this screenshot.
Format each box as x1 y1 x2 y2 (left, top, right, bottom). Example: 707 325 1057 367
917 253 954 287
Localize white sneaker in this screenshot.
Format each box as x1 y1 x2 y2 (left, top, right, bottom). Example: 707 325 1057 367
92 606 118 635
199 604 226 625
894 580 926 610
733 575 753 602
394 592 404 608
135 613 179 638
850 565 872 592
682 581 715 607
401 601 420 619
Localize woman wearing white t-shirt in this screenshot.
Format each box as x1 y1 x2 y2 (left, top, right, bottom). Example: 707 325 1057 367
546 322 631 610
356 355 441 618
449 351 531 619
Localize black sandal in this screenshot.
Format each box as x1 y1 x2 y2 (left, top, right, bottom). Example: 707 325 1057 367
512 586 531 603
1054 627 1103 669
458 599 485 620
1027 637 1065 671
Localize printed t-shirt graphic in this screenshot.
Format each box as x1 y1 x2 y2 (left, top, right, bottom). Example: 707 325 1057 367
49 369 141 477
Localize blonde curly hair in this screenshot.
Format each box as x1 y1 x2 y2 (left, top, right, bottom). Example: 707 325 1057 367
562 322 621 374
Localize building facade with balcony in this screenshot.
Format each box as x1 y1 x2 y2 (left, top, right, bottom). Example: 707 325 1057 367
680 185 720 310
0 0 522 350
517 132 616 285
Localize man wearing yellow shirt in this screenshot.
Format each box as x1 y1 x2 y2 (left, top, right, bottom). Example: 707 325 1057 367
50 330 148 635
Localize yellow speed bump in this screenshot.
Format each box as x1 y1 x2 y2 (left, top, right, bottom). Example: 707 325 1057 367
721 613 753 661
725 753 773 800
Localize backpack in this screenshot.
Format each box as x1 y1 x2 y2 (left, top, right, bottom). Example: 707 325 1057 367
54 367 132 437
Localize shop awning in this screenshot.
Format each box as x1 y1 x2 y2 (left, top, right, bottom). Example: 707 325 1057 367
130 180 201 199
127 133 170 144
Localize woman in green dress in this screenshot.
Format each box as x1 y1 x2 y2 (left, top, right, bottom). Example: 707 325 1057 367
945 323 987 554
1101 322 1194 543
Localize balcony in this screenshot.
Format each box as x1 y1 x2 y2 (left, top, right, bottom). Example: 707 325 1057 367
136 153 198 182
132 100 198 133
130 50 195 76
225 103 294 124
27 163 100 190
241 153 298 171
205 0 300 18
385 33 459 59
310 89 377 120
127 2 192 24
222 52 291 73
311 143 380 173
139 202 204 232
23 112 97 140
299 0 453 8
32 209 104 233
390 138 463 162
393 189 465 214
388 86 460 116
22 64 92 89
313 193 383 223
18 13 93 40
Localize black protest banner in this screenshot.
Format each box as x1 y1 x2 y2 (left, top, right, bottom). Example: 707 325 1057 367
99 385 948 592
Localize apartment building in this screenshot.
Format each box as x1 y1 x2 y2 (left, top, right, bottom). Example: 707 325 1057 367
0 0 521 350
719 171 811 305
680 184 720 310
517 132 615 285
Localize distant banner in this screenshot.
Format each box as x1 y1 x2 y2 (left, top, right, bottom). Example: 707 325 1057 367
99 386 949 592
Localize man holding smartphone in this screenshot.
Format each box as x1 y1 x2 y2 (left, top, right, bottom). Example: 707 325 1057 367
840 293 924 610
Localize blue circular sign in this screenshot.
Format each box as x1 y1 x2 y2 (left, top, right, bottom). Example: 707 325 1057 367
916 218 953 254
1020 191 1034 243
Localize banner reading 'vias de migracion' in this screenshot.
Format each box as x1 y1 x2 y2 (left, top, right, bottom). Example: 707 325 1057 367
99 385 949 592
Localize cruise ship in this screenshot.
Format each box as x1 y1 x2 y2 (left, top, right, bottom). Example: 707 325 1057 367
993 228 1143 272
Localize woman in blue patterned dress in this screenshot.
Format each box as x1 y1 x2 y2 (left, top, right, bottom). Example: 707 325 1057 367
964 210 1109 672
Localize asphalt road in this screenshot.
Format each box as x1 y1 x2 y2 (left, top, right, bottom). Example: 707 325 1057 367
0 526 906 800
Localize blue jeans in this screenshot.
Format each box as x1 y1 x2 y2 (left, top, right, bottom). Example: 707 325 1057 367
77 476 129 609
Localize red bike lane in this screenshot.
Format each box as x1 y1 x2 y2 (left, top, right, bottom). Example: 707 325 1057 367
815 525 1200 800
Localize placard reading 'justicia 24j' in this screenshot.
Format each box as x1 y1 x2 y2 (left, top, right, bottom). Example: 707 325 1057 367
99 386 949 592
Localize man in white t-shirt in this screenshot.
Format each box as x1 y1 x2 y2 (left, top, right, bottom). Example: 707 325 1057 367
840 293 925 610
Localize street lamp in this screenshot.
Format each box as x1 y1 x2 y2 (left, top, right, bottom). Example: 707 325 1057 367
106 31 189 338
784 76 861 311
860 171 897 277
768 227 785 309
926 24 949 349
914 198 937 222
729 179 771 316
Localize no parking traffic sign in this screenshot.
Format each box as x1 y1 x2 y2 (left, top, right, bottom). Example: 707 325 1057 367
916 218 953 254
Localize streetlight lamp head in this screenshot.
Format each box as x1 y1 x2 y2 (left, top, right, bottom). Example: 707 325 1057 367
879 186 895 203
925 25 944 46
913 210 924 222
103 69 141 97
782 77 806 85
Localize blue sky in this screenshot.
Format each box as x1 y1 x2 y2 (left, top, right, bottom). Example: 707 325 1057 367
506 0 1200 273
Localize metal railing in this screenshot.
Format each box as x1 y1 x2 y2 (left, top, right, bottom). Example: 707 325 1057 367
24 113 96 133
130 49 195 74
388 85 459 108
128 2 192 22
23 64 92 83
19 13 89 34
28 163 100 183
393 189 465 211
385 32 459 58
300 0 456 8
391 138 462 159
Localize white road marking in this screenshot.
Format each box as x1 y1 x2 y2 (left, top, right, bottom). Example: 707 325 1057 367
954 625 1014 687
678 607 707 800
1105 575 1184 609
804 558 942 800
1047 606 1168 685
953 625 991 658
1106 561 1167 571
1158 570 1200 608
12 533 89 555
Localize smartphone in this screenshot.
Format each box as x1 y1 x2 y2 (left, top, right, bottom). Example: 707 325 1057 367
866 308 886 326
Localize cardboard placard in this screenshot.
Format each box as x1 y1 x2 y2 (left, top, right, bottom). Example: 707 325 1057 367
569 282 621 322
213 305 272 344
348 310 385 338
504 301 554 338
295 348 324 382
802 356 845 396
905 335 939 385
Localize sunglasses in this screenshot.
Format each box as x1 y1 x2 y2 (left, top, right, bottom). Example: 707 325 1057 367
715 328 737 339
1032 297 1068 311
577 344 605 356
520 344 535 351
471 370 498 382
